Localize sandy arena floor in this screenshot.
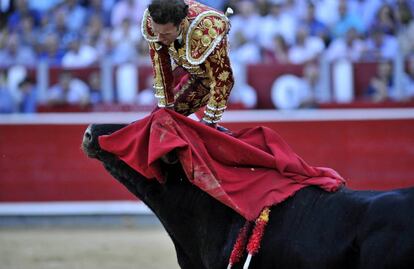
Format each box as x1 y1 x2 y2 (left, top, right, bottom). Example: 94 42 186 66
0 228 180 269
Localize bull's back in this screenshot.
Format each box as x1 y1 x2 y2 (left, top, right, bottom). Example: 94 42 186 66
250 186 414 269
357 187 414 269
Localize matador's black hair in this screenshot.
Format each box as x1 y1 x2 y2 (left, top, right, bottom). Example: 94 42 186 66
148 0 189 27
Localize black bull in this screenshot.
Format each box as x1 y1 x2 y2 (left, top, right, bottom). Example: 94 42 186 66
82 123 414 269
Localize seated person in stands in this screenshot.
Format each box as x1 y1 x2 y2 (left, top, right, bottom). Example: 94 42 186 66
0 70 15 113
87 71 103 105
17 78 38 113
262 34 289 64
360 26 398 61
364 60 397 102
47 71 90 106
402 56 414 101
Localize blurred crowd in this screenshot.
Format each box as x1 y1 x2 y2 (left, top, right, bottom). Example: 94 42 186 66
0 0 151 67
1 0 414 113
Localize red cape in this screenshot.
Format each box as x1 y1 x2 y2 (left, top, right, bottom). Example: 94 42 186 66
99 109 345 220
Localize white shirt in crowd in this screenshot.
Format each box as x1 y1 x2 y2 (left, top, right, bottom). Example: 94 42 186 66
326 37 365 62
259 12 297 48
62 45 99 68
288 36 325 64
48 78 90 105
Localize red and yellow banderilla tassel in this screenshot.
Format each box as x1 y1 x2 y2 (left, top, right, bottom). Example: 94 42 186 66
244 207 271 268
227 207 271 269
227 221 252 269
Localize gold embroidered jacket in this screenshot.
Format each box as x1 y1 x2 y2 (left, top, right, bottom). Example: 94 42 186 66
141 0 234 123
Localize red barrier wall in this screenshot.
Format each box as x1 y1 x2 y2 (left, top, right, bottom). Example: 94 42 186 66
1 114 413 202
0 124 135 202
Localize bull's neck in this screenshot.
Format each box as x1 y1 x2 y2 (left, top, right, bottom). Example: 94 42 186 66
145 176 245 268
103 158 244 268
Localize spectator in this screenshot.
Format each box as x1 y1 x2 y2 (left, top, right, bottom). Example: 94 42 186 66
401 56 414 100
85 14 113 60
227 2 263 64
7 0 40 31
15 15 38 49
347 0 382 32
331 0 365 39
314 0 339 28
111 17 140 45
85 0 112 28
300 2 329 45
110 18 140 64
371 4 397 35
0 31 7 59
361 26 399 61
16 78 37 113
38 33 65 65
84 13 106 48
396 0 414 55
288 26 325 65
395 0 414 29
61 35 99 68
228 0 261 46
0 71 15 113
255 0 271 16
397 0 414 15
229 31 262 65
111 0 149 27
262 34 290 64
283 0 307 21
258 1 297 48
47 71 90 106
59 0 87 32
87 71 103 104
0 33 36 67
325 27 365 62
301 62 323 106
38 34 64 66
40 8 73 52
364 60 398 102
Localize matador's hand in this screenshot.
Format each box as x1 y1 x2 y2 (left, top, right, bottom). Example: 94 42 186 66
200 119 234 136
200 119 217 128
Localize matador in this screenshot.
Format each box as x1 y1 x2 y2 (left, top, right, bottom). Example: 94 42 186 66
141 0 234 125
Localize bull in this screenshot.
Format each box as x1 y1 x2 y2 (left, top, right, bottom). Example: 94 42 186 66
82 123 414 269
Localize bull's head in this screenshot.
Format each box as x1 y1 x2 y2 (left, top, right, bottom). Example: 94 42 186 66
82 124 126 160
81 123 165 205
82 123 178 164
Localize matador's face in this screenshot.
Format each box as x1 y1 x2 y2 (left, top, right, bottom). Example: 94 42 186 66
151 21 182 46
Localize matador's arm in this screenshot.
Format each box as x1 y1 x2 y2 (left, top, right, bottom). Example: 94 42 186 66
148 42 175 108
202 38 234 124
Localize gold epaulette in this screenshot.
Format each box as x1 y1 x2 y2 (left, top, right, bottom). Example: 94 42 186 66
141 9 158 42
186 11 230 65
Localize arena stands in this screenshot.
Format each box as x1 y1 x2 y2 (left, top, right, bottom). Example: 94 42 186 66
0 0 414 112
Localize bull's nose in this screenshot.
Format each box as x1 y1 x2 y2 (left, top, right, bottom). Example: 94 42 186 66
83 125 93 145
84 129 92 142
82 125 98 158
